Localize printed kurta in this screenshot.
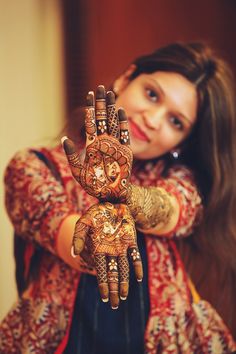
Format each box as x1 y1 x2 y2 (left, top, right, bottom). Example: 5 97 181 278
0 145 235 353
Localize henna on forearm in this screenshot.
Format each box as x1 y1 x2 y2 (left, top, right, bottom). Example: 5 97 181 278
126 184 174 230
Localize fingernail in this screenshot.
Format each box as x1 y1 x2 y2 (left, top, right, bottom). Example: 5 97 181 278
62 138 75 155
87 92 94 106
106 91 115 105
61 136 68 144
96 85 106 99
118 108 127 121
137 278 143 283
111 306 118 310
120 296 127 300
71 246 77 258
102 298 109 303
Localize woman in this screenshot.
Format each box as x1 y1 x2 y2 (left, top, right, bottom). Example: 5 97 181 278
1 42 236 353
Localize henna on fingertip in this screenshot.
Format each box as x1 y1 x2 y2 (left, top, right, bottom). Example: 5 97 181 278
85 104 97 145
62 138 84 184
118 108 130 145
118 255 129 299
95 85 108 135
107 91 120 139
86 91 95 106
73 221 90 255
129 246 143 282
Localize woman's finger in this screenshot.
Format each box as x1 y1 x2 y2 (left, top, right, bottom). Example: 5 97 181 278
107 255 119 309
80 249 95 267
118 254 129 300
95 85 108 136
94 253 109 303
85 92 97 146
71 220 90 256
128 245 143 282
106 91 119 139
118 108 130 145
61 137 83 182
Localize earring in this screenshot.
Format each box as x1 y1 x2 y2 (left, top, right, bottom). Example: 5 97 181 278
170 149 180 160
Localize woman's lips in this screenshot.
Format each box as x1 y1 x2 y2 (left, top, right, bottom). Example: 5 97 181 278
128 118 150 142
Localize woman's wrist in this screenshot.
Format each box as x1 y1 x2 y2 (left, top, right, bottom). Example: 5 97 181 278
126 184 176 232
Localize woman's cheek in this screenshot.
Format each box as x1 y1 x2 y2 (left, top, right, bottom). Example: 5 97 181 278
157 127 176 151
127 92 146 110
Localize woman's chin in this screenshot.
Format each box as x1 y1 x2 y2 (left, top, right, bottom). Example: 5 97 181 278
132 149 152 160
132 146 162 160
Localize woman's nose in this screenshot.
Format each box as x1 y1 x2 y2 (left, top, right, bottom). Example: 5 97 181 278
143 108 165 130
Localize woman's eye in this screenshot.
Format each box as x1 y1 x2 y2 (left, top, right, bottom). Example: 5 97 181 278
169 116 184 130
146 88 158 102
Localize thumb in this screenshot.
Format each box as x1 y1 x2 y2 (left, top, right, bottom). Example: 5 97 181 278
61 136 83 181
71 220 90 257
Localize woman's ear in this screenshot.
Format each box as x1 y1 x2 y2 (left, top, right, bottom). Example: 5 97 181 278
113 64 137 95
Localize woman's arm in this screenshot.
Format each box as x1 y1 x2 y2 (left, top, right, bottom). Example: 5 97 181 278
127 165 202 238
4 149 95 273
127 184 179 234
62 88 201 239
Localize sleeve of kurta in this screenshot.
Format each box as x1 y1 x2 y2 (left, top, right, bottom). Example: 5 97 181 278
4 149 78 256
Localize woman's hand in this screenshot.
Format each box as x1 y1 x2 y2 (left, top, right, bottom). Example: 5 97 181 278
62 86 133 202
71 202 143 309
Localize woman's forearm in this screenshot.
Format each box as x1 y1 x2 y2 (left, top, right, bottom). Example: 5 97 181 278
127 184 180 235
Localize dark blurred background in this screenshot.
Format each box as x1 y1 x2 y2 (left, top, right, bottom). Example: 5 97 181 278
62 0 236 112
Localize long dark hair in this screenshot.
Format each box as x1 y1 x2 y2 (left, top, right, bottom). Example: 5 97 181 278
131 42 236 259
129 42 236 335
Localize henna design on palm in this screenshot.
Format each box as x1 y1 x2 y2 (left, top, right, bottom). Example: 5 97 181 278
62 86 133 202
71 202 143 309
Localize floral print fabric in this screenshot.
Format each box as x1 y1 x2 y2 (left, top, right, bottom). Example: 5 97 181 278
0 146 235 353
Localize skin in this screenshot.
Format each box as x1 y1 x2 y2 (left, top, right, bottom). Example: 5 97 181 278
115 70 198 160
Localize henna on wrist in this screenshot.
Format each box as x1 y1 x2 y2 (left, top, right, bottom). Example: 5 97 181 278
126 184 174 230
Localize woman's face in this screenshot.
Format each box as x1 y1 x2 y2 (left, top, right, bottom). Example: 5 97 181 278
115 71 198 159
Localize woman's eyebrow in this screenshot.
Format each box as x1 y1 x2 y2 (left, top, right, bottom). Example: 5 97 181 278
149 78 193 126
176 111 194 126
148 78 165 97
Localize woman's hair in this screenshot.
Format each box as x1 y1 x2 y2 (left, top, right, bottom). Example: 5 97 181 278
129 42 236 263
129 42 236 335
